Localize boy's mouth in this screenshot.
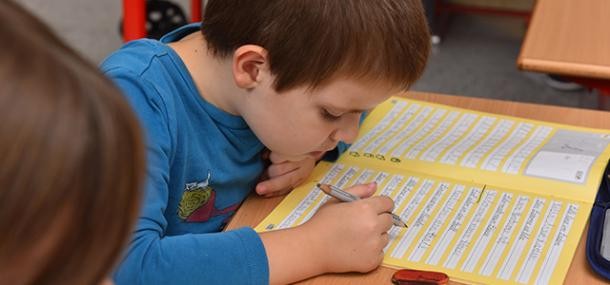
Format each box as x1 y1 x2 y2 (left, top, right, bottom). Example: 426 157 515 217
309 151 324 157
308 145 337 157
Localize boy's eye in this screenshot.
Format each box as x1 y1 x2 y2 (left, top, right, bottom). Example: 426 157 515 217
320 108 342 121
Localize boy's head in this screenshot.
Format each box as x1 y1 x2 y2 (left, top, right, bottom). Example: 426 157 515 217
200 0 430 159
202 0 430 92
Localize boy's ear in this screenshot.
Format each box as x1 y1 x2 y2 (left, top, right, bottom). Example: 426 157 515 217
232 45 268 89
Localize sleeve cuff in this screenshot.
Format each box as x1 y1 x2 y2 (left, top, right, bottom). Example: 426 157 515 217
232 227 270 285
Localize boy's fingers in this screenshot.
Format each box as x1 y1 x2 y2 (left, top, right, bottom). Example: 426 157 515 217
262 188 292 198
377 213 394 232
269 152 314 164
269 153 284 164
365 195 395 214
267 161 299 178
256 167 303 195
269 152 294 164
342 182 377 199
256 179 281 195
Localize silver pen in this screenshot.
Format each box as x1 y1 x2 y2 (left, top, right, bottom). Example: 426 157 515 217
316 183 408 228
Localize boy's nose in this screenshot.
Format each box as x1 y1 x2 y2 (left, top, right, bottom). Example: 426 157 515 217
330 116 360 144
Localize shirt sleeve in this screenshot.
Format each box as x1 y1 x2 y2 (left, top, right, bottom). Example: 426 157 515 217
104 69 269 285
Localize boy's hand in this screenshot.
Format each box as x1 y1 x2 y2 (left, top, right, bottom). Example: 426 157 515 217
302 182 395 273
256 151 324 197
258 182 394 284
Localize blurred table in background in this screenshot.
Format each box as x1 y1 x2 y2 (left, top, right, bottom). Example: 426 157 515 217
518 0 610 108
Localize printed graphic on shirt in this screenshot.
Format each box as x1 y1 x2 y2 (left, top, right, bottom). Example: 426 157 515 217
177 172 239 222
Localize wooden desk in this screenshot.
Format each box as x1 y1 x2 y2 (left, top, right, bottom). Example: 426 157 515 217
518 0 610 108
518 0 610 80
226 91 610 284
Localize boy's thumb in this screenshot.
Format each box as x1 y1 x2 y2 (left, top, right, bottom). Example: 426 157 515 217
344 182 377 199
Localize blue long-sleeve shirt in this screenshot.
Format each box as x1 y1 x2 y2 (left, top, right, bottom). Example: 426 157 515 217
101 24 269 285
101 23 350 285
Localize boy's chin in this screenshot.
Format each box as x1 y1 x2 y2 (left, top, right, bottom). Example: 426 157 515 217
264 151 311 162
266 150 323 162
308 151 325 159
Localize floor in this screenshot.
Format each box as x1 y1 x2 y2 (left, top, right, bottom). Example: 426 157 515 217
411 14 600 110
17 1 603 110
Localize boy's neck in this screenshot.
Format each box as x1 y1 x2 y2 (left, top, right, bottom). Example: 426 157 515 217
169 32 243 115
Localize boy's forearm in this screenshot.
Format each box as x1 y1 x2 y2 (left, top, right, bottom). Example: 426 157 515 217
260 226 327 284
115 228 269 284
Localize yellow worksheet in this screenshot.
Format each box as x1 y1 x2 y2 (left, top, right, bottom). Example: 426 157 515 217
255 97 610 285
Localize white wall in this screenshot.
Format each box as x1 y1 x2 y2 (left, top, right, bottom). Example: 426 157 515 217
17 0 193 64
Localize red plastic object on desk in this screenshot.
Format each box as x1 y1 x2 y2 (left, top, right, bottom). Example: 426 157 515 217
391 269 449 285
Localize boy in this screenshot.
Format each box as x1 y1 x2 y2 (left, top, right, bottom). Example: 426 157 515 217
101 0 430 284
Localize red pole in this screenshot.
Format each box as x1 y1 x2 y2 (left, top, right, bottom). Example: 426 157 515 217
123 0 147 42
191 0 202 22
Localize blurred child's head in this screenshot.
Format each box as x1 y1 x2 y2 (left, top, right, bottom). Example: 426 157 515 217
201 0 430 160
0 1 145 284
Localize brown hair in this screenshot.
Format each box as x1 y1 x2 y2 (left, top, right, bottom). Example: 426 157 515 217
202 0 430 92
0 1 145 285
